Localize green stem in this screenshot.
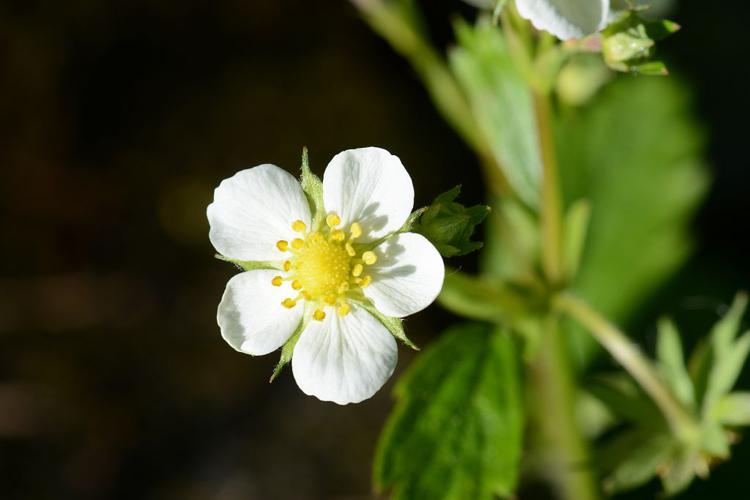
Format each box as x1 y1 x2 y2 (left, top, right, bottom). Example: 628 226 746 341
533 90 564 286
555 292 700 443
527 316 601 500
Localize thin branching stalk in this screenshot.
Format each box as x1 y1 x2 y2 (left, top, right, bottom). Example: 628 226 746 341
555 292 701 444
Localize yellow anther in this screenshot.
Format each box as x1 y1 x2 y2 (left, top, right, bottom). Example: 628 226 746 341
345 242 356 257
313 309 326 321
301 291 312 300
337 303 351 317
291 220 307 233
338 282 350 293
271 276 283 287
283 260 292 272
292 280 302 290
349 222 362 239
331 230 345 242
362 251 378 265
282 298 297 309
276 240 289 252
357 275 372 288
352 263 364 277
324 294 337 305
291 238 304 249
326 213 341 228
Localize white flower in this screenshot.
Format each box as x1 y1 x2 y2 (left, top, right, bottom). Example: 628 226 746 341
516 0 610 40
208 147 445 404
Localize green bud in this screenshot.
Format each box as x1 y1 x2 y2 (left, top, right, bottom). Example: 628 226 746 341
412 185 490 257
601 10 679 75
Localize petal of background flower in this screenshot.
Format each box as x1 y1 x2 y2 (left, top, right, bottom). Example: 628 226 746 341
218 270 304 356
208 164 311 261
363 232 445 318
323 147 414 242
516 0 609 40
291 305 397 405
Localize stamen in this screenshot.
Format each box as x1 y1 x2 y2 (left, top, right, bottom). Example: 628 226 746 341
291 238 304 249
282 298 297 308
357 275 372 288
338 282 350 293
352 263 364 277
271 276 283 287
292 280 302 290
362 251 378 265
349 222 362 239
345 242 356 257
331 230 345 242
276 240 289 252
283 260 292 272
337 303 351 317
291 220 307 233
326 213 341 228
313 309 326 321
324 294 337 305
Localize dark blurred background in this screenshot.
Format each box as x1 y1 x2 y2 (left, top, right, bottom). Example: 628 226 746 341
0 1 748 499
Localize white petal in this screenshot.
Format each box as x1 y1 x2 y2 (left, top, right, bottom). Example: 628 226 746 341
516 0 609 40
323 147 414 243
291 305 397 405
208 164 311 261
363 232 444 318
217 270 303 356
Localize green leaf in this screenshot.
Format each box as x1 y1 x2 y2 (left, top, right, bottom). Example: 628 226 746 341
711 392 750 426
374 324 523 499
413 185 491 257
562 199 591 281
448 19 542 207
299 147 325 230
557 77 709 367
657 318 695 409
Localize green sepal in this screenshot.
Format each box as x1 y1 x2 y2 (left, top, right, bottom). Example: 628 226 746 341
269 306 310 382
601 10 680 75
656 317 695 409
412 185 490 257
710 392 750 427
361 301 419 350
214 254 281 271
299 147 325 230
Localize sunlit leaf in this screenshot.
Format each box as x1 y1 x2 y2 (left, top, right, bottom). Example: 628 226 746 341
374 324 523 499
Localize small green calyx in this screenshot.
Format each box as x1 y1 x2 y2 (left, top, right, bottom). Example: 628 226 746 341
412 185 490 257
601 10 680 75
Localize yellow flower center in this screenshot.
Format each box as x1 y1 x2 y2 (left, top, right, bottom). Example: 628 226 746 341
271 212 379 321
295 233 351 297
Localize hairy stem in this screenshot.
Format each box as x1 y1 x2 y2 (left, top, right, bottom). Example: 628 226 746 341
555 292 700 443
527 316 601 500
